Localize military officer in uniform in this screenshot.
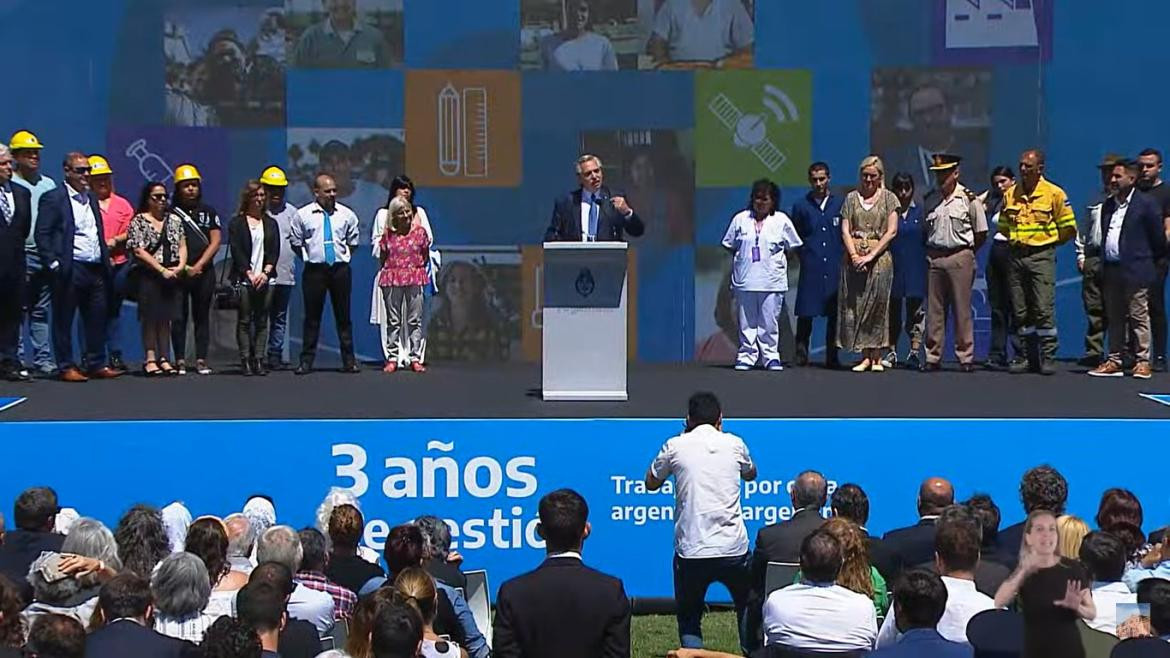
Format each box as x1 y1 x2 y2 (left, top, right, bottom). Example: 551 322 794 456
791 162 844 368
921 154 988 372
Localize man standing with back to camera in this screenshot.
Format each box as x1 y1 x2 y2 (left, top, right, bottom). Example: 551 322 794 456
646 391 757 653
544 154 644 242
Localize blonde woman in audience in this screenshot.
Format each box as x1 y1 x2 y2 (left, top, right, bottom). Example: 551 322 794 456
1057 515 1090 560
393 567 467 658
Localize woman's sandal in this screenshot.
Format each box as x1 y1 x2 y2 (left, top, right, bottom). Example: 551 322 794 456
143 360 161 377
158 358 177 376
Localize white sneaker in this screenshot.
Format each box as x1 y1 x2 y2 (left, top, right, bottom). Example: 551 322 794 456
734 363 752 371
880 351 897 369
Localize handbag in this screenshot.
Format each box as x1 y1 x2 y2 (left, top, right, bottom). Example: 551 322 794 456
213 248 240 310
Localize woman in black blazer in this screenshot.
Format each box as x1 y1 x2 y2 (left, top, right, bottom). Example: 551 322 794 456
227 180 278 376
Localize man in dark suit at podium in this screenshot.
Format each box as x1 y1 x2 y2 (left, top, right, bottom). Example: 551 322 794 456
544 154 645 242
0 145 33 382
493 488 630 658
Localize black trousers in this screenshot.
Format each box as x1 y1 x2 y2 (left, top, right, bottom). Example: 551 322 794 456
300 262 355 366
0 271 23 367
795 297 839 364
986 240 1020 362
237 283 273 361
171 268 214 361
51 262 108 371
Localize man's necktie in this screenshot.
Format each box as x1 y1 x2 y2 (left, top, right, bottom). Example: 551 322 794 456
588 194 599 240
0 186 10 224
322 211 337 264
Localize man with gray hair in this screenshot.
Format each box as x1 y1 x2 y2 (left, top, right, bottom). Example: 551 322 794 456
543 154 644 242
224 513 256 574
415 515 466 590
0 143 33 382
257 525 334 635
746 470 828 650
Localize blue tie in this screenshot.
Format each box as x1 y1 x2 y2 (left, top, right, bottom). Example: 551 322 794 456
322 211 337 264
588 194 599 240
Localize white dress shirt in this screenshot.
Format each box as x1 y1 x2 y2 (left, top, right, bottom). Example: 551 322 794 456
1088 580 1136 635
763 582 877 651
875 575 995 647
649 424 754 558
68 184 101 263
289 581 335 634
1075 197 1105 261
1104 188 1132 263
291 201 360 264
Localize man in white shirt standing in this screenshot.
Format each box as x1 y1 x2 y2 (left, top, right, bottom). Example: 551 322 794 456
875 512 995 647
763 529 877 652
290 173 361 375
646 391 757 652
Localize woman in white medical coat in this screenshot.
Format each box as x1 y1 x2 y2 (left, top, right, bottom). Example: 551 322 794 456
721 179 802 371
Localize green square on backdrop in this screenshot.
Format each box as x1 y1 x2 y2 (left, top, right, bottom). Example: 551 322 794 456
695 70 813 187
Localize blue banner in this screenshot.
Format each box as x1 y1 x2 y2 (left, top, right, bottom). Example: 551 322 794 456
0 418 1161 598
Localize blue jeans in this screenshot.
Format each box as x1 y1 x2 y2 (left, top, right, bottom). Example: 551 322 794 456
105 261 130 359
266 284 293 364
21 251 54 372
674 552 752 651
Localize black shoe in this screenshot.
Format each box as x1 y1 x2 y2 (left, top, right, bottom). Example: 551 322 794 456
294 363 312 376
1008 358 1029 374
241 359 253 376
921 361 941 372
2 367 31 382
960 363 977 373
1039 359 1057 376
340 362 361 374
983 359 1005 371
252 359 267 376
794 347 809 367
1077 355 1102 368
905 353 921 371
1156 356 1168 372
266 357 283 371
109 354 126 371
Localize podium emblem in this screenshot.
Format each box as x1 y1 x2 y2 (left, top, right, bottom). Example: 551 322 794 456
575 267 595 297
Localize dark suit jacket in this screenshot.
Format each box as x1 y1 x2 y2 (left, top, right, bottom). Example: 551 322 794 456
863 531 901 583
493 556 630 658
0 185 31 282
228 214 280 282
86 619 199 658
994 521 1025 570
882 518 938 573
35 184 110 277
752 508 826 583
0 529 64 603
425 557 467 590
544 187 645 242
280 618 324 658
1101 189 1168 286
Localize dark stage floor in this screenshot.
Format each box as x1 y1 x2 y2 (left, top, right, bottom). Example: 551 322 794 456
2 360 1169 421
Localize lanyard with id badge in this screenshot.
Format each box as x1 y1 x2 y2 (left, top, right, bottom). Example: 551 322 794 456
752 219 765 262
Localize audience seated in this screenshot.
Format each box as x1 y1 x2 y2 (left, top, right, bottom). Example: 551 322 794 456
963 494 1006 568
916 505 1009 598
833 484 900 582
237 581 286 658
85 572 197 658
0 576 23 657
256 525 334 635
186 516 249 619
247 561 323 658
877 507 994 647
964 608 1023 657
200 616 262 658
347 588 396 658
1080 531 1136 635
326 504 385 596
882 477 954 573
224 513 257 575
1148 578 1170 639
416 515 467 591
23 550 102 630
372 598 425 658
151 552 221 644
316 488 382 565
393 567 468 658
797 517 888 619
296 527 356 622
995 465 1068 569
24 613 85 658
1094 488 1149 566
493 488 631 658
0 487 64 604
866 569 972 657
113 504 171 579
763 529 877 652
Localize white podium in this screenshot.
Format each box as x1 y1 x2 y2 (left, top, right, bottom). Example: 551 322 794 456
542 241 628 401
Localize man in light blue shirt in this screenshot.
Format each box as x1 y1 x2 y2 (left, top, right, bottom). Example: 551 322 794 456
9 131 56 376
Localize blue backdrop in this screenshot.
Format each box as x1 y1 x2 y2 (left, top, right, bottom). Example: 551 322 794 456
0 417 1163 599
5 0 1165 362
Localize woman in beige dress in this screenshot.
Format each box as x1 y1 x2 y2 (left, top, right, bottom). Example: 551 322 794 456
838 155 900 372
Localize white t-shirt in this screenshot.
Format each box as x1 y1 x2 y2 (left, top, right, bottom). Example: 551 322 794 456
649 424 753 558
551 32 618 71
248 220 265 275
1088 580 1136 635
763 582 877 651
721 210 803 292
875 575 995 647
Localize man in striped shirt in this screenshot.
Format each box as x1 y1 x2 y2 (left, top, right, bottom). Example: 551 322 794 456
295 528 355 622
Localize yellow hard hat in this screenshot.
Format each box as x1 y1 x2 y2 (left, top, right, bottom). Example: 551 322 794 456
88 155 113 176
260 166 289 187
174 163 202 184
9 130 43 150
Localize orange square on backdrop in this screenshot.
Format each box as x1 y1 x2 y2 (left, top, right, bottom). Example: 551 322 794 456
405 70 522 187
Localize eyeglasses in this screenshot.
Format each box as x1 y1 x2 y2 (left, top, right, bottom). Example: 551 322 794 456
861 173 881 181
70 166 92 174
150 194 167 201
